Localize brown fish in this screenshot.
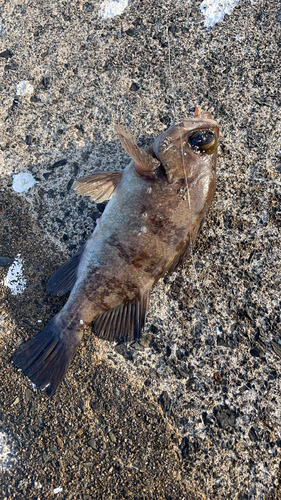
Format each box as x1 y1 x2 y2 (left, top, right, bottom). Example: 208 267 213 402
12 108 219 395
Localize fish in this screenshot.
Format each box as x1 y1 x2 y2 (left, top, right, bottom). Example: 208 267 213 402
12 107 219 395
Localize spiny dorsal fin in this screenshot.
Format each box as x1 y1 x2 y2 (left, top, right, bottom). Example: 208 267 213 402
93 289 150 343
115 123 160 178
73 171 122 202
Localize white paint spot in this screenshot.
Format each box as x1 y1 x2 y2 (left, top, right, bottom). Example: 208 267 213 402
34 482 42 489
12 172 37 194
200 0 240 28
100 0 129 19
2 254 26 295
0 432 14 471
53 487 63 494
16 80 34 96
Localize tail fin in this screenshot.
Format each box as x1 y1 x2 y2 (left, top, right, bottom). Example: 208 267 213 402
12 316 79 395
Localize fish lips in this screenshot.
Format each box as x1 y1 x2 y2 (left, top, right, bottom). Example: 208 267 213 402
153 117 220 184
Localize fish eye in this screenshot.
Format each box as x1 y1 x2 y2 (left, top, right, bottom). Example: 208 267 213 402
189 130 216 155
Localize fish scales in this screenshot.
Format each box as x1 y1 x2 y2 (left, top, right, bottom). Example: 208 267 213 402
12 108 219 394
68 171 192 314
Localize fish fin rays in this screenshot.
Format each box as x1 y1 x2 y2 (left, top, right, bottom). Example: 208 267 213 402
46 245 85 296
73 172 122 202
12 315 80 395
115 123 160 176
93 290 151 342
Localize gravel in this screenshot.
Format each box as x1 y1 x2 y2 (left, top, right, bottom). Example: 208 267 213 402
0 0 280 498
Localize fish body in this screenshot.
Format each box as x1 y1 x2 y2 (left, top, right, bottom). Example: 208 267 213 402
13 110 219 394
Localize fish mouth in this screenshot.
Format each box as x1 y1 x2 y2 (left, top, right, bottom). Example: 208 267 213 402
145 145 167 180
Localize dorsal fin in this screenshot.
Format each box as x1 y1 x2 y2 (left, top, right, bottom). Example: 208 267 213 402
73 171 122 202
115 123 160 178
93 289 150 343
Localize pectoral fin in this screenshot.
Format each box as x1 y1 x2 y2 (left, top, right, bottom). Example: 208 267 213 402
115 123 160 178
93 289 150 343
46 245 85 296
73 171 122 202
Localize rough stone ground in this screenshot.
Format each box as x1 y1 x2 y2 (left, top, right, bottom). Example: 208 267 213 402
0 0 280 498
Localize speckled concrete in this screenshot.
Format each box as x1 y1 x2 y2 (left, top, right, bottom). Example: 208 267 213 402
0 0 280 499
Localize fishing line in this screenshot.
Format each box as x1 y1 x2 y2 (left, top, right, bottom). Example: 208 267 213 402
47 9 217 342
22 5 221 389
165 6 217 342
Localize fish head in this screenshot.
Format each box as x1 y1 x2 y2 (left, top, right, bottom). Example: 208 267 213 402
153 111 219 184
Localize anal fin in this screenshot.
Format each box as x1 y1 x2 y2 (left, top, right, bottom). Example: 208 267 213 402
73 171 122 202
46 245 85 296
93 289 150 343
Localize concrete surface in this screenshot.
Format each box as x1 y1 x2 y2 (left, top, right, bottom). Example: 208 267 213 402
0 0 280 498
